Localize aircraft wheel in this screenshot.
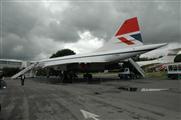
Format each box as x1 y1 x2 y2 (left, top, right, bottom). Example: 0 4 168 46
62 71 74 83
59 73 64 81
83 73 92 80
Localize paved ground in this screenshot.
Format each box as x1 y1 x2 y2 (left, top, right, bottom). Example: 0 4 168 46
0 77 181 120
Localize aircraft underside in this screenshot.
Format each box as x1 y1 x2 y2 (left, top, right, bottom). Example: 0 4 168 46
52 62 120 72
45 62 121 83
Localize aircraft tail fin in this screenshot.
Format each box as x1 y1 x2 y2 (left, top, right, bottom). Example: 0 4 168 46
115 17 143 44
96 17 143 52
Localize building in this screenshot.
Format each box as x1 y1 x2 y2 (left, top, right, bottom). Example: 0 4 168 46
0 59 35 77
0 59 26 69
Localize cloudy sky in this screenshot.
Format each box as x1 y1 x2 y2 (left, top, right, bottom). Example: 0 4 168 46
0 0 180 60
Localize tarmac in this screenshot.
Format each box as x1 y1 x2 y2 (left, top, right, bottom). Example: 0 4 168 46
0 76 181 120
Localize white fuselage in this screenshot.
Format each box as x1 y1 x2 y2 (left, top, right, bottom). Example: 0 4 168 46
40 43 167 68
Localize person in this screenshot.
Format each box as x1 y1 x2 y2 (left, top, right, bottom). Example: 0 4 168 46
0 73 3 89
0 73 5 89
20 75 25 86
0 72 7 112
0 73 2 112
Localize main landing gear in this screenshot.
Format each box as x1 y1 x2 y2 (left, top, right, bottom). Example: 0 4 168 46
60 71 78 83
59 71 94 83
83 73 93 80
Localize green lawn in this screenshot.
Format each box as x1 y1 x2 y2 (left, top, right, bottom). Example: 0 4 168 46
145 71 167 79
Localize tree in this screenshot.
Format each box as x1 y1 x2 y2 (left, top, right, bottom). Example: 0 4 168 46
174 54 181 62
2 67 20 77
50 49 76 58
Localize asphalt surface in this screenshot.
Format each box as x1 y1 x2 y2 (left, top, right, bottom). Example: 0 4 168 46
0 77 181 120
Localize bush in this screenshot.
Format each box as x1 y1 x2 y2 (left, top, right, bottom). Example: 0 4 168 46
174 54 181 62
2 67 20 77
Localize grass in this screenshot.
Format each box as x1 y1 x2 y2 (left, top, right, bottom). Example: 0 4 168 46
145 71 167 79
79 71 168 80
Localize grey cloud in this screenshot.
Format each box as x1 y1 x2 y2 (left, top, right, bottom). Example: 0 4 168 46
2 33 38 60
61 2 120 40
1 0 180 60
32 20 80 42
111 1 180 44
2 2 41 37
59 1 180 43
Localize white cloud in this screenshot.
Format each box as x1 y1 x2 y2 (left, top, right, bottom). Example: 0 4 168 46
64 31 104 54
13 45 23 52
30 36 64 60
34 52 48 61
41 0 70 13
1 1 180 60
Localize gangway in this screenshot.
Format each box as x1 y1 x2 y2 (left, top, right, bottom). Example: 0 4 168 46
11 63 37 79
128 58 145 78
119 58 145 79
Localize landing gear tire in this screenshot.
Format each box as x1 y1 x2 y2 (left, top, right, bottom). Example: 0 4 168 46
83 73 93 83
59 73 64 81
61 71 77 83
83 73 92 80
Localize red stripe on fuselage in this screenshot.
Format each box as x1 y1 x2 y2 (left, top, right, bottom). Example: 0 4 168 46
118 37 135 45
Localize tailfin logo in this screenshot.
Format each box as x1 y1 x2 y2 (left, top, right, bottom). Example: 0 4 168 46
118 37 134 45
115 17 142 45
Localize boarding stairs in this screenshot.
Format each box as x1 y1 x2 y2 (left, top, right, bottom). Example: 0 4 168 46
128 58 145 78
11 63 37 79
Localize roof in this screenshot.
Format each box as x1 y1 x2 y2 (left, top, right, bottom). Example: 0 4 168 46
0 59 24 63
166 62 181 66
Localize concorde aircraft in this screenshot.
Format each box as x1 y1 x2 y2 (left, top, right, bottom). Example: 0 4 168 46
12 17 167 81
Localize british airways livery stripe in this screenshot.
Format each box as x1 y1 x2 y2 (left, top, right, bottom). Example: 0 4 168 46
115 17 140 37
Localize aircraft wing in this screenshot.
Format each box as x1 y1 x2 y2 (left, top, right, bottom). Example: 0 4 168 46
11 50 112 79
41 55 107 68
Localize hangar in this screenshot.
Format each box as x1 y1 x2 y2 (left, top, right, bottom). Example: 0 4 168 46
0 59 25 69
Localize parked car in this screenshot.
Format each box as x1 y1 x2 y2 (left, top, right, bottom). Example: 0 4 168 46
0 79 7 89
